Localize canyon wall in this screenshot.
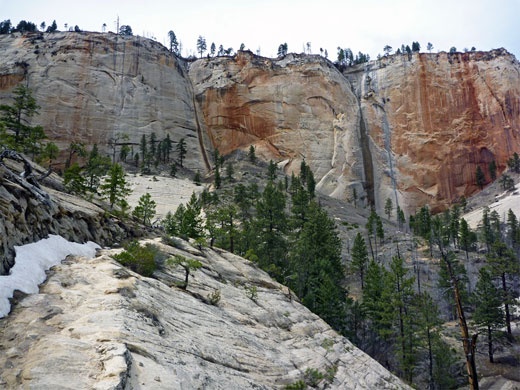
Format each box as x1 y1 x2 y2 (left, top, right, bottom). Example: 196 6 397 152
0 32 210 172
191 49 520 213
344 49 520 212
1 32 519 213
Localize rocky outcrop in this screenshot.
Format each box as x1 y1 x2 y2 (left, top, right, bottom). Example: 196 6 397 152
0 158 139 275
0 237 411 389
0 32 210 172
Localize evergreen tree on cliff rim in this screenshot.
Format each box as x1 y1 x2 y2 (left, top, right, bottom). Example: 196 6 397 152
197 36 207 58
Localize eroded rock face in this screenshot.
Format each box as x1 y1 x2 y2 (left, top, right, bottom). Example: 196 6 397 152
1 32 519 214
0 238 411 389
191 49 520 213
344 49 520 213
0 32 210 172
189 52 367 204
0 159 140 275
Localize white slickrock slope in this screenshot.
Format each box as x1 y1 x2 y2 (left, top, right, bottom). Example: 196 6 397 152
0 237 410 390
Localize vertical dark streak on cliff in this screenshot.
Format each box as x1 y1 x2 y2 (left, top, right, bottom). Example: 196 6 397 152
135 36 140 78
188 82 211 172
358 107 375 206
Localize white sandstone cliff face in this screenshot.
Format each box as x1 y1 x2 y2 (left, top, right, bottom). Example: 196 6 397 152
0 32 210 172
0 237 411 390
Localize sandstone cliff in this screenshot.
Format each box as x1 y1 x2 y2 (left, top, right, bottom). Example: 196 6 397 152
344 49 520 212
191 49 520 214
0 32 210 172
1 32 519 213
0 237 411 389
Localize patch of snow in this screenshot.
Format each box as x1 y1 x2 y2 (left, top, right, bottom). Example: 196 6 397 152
0 235 100 318
463 182 520 229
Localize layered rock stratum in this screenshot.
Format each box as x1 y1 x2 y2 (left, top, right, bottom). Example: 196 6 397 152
1 32 519 214
0 237 411 389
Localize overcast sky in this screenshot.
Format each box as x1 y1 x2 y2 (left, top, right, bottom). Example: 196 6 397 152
2 0 519 59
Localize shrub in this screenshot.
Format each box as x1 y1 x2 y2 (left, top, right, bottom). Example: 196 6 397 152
246 285 258 302
112 241 159 277
208 289 221 305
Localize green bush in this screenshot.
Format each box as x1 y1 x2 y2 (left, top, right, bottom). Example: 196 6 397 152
246 285 258 302
112 241 159 277
284 380 306 390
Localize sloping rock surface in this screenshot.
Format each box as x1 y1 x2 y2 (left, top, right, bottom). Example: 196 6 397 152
0 238 411 390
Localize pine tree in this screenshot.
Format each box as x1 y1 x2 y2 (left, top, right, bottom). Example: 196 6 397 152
84 144 111 192
140 134 147 168
415 292 443 390
376 216 384 245
472 267 505 363
459 218 473 260
267 160 277 180
0 84 46 154
287 202 346 329
194 171 201 185
507 209 519 248
385 256 417 382
214 165 221 189
363 260 386 335
385 198 393 220
254 181 287 275
248 145 256 164
397 206 406 230
63 163 87 195
432 215 478 390
170 163 177 177
196 36 207 58
132 193 156 226
176 138 187 168
507 152 520 173
476 165 485 189
486 239 519 340
100 163 132 209
351 233 369 289
489 160 497 180
226 162 234 182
